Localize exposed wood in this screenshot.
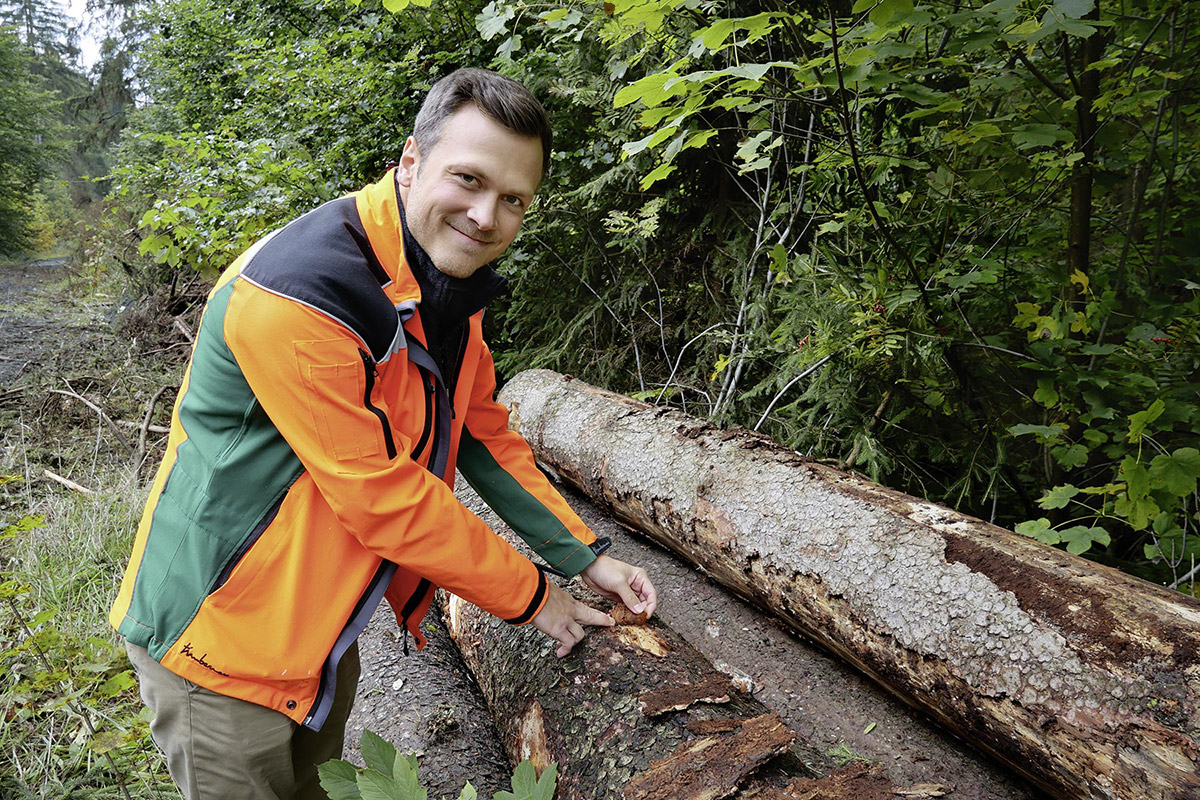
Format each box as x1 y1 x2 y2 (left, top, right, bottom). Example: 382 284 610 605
133 384 174 472
115 420 170 434
441 571 905 800
173 316 195 343
498 369 1200 800
42 468 94 494
49 384 133 452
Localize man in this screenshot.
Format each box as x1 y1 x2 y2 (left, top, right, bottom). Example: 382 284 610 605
111 68 657 800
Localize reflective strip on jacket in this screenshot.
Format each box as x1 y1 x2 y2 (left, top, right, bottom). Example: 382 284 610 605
109 169 598 728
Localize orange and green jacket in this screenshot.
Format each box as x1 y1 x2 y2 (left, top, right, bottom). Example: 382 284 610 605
109 169 598 729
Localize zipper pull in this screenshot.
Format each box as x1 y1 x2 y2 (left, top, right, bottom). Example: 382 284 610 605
359 348 378 377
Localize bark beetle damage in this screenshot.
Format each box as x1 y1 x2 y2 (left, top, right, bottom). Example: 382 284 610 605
622 713 795 800
939 528 1198 674
740 763 897 800
639 674 735 717
517 698 553 773
612 624 671 657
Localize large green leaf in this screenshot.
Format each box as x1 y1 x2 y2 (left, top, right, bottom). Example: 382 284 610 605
1149 448 1200 497
1127 399 1166 442
360 730 398 778
318 761 362 800
1037 484 1079 510
1058 525 1110 556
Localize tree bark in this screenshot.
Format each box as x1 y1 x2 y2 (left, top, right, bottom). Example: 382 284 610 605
498 369 1200 800
440 578 907 800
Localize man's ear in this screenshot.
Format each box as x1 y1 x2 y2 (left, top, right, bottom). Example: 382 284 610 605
396 136 420 189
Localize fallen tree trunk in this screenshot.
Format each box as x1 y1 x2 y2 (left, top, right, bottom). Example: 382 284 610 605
440 580 913 800
498 369 1200 800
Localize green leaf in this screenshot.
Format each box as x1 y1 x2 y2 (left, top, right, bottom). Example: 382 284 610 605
318 760 362 800
639 163 677 190
699 18 737 51
361 730 398 778
1015 518 1057 544
1053 0 1095 19
1008 423 1067 442
30 608 56 627
1127 399 1165 443
1058 525 1109 556
509 761 537 798
1149 448 1200 497
97 670 137 698
89 730 125 755
475 2 512 40
1037 484 1079 510
1033 377 1058 408
1153 511 1184 538
845 48 876 67
533 763 558 800
614 72 676 109
1121 457 1151 498
1113 493 1159 531
722 63 773 82
1012 123 1071 149
869 0 912 28
358 768 424 800
1051 443 1089 470
456 782 477 800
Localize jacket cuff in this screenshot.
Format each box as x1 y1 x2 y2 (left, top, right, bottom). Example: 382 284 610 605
504 569 548 625
555 537 599 579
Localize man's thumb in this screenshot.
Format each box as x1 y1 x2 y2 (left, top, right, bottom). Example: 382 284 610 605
615 583 645 615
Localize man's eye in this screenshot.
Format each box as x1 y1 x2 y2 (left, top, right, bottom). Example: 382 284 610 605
458 174 477 185
503 195 524 208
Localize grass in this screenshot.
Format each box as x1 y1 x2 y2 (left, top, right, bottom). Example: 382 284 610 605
1 261 185 799
1 466 177 799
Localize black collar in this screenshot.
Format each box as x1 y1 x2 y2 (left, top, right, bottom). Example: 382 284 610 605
396 184 508 335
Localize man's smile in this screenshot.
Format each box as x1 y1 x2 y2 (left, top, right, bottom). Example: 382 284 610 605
447 220 496 246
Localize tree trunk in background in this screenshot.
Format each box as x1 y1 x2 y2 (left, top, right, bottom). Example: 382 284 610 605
439 578 908 800
498 369 1200 800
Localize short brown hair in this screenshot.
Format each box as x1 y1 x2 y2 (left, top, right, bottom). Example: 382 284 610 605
413 68 552 177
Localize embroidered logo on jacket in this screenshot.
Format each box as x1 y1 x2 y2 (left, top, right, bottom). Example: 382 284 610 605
180 642 231 676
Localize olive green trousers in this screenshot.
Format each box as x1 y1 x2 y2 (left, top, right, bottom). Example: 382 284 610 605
125 640 360 800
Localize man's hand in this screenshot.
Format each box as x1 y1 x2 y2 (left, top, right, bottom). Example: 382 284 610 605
531 582 615 658
580 555 658 619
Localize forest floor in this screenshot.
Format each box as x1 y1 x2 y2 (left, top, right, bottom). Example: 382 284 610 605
0 258 1046 799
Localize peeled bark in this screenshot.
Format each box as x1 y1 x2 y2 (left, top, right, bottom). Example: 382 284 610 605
441 580 904 800
498 369 1200 800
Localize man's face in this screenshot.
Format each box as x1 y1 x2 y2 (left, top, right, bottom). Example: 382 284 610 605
397 104 543 279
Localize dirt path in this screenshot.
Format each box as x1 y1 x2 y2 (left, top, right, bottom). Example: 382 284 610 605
0 258 76 386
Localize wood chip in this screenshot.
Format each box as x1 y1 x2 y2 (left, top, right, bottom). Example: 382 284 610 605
622 712 795 800
640 674 734 716
893 784 951 798
610 603 650 626
686 717 748 735
769 763 897 800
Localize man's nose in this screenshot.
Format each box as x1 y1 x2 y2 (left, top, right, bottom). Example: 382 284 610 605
466 196 497 232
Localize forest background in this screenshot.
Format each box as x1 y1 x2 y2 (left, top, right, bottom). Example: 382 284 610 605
0 0 1198 793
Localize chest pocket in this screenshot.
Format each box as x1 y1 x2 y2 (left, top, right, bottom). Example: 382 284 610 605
295 339 386 463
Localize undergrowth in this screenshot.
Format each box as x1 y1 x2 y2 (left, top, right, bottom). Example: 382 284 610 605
0 262 185 798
